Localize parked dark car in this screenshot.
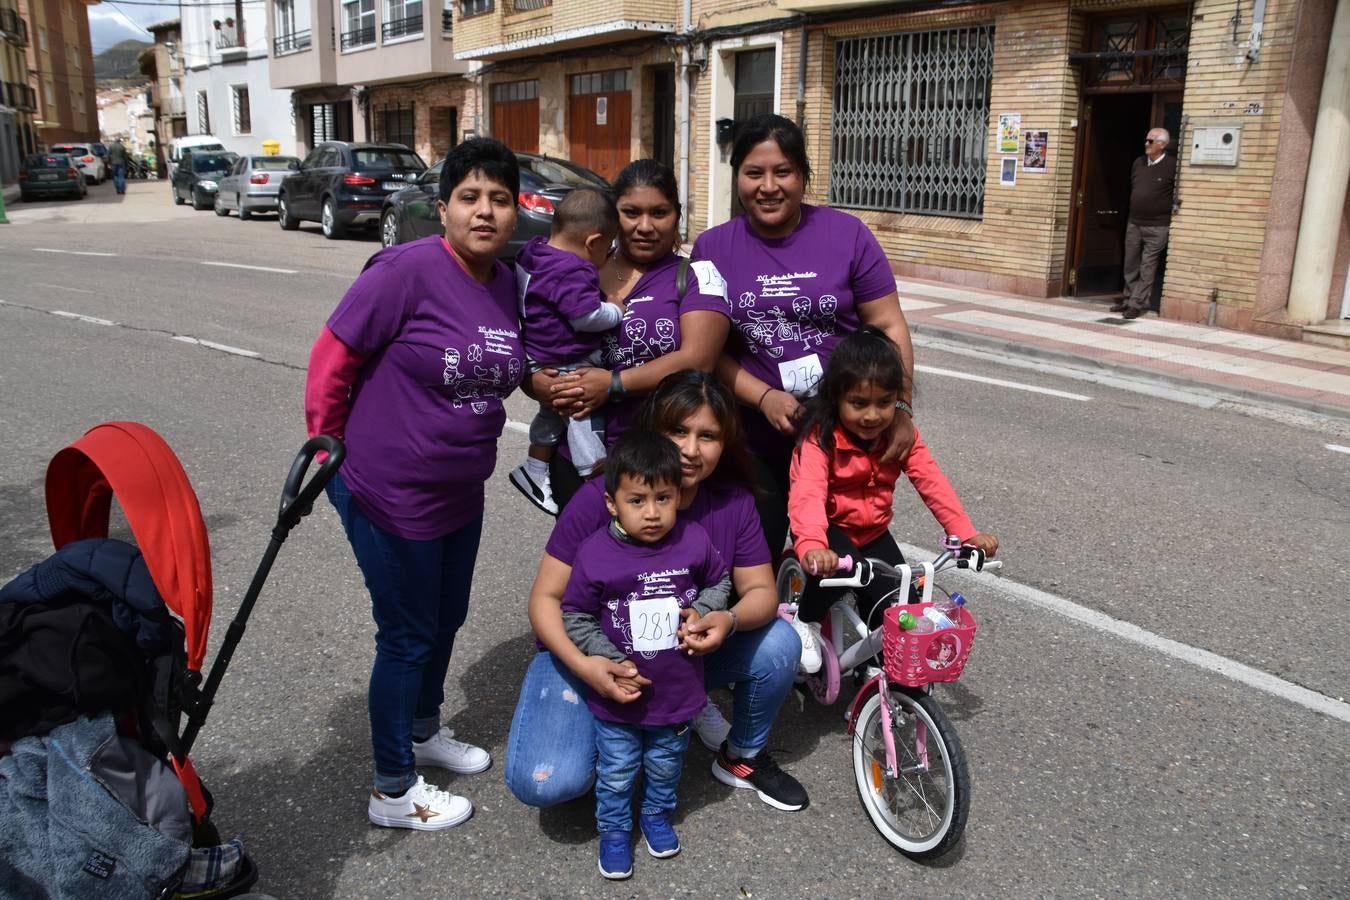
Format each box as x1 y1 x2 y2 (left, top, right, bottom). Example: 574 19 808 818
18 153 86 201
276 142 426 239
172 150 240 210
379 152 608 260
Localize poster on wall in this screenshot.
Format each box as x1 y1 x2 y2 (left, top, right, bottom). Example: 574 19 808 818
1000 157 1018 187
1022 130 1049 172
596 97 608 126
998 113 1022 153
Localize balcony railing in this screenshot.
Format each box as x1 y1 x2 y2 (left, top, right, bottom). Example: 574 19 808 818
340 23 376 50
512 0 548 10
215 27 245 49
2 80 36 111
381 12 423 41
1 8 29 46
274 29 312 54
441 9 453 33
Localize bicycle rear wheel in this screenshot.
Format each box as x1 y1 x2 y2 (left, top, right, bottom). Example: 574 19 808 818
851 687 969 859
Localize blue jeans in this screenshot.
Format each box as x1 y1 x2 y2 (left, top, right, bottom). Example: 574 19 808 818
594 719 690 833
111 164 125 193
504 618 801 806
327 471 482 794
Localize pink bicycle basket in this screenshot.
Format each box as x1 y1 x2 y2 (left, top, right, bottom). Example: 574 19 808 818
881 602 978 687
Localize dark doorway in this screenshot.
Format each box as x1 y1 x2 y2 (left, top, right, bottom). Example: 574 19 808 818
731 48 776 217
1070 93 1152 296
651 67 675 170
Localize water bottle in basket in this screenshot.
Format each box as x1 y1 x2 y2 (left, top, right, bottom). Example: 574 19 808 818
933 592 967 626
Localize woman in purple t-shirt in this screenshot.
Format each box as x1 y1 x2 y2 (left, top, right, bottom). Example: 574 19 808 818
535 160 732 508
305 140 525 831
505 371 810 813
691 114 917 558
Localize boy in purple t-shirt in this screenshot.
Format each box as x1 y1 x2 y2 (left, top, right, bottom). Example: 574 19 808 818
560 432 731 880
509 187 622 516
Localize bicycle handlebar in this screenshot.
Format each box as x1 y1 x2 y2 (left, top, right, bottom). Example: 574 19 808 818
817 543 1003 590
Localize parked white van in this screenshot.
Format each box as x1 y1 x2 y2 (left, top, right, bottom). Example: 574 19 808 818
168 135 226 176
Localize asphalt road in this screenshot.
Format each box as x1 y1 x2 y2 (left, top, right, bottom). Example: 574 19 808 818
1 180 1346 898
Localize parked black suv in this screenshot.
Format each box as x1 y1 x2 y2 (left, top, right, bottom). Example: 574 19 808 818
379 152 609 261
172 150 240 210
277 142 426 239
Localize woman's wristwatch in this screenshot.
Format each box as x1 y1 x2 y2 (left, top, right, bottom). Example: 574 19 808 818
610 370 627 399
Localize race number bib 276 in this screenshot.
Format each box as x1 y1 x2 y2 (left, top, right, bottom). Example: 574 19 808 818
630 596 680 653
778 353 823 399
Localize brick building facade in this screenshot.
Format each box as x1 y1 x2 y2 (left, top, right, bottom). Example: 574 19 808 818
448 0 1347 340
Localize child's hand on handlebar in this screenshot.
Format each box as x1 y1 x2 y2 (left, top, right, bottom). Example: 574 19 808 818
963 532 999 557
803 548 840 576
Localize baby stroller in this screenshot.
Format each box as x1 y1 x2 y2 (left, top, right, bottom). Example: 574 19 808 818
0 422 342 898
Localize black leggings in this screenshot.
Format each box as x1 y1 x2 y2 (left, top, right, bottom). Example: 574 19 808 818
797 525 907 631
749 450 793 563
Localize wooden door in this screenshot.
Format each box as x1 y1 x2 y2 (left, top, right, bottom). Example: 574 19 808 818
568 70 632 183
492 100 539 154
491 80 539 154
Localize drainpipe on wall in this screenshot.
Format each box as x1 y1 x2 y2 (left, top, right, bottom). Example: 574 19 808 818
678 0 693 242
1286 0 1350 324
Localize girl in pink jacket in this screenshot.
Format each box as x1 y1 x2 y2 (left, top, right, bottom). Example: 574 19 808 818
788 326 998 629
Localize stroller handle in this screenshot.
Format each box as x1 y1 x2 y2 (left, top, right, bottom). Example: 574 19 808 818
278 435 345 531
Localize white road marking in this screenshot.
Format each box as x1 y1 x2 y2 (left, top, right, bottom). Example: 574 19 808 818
34 282 95 294
504 420 530 436
51 310 115 326
172 335 260 357
915 363 1092 401
33 248 116 257
898 542 1350 724
201 261 298 275
1327 444 1350 455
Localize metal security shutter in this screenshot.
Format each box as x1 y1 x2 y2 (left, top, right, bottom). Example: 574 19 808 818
831 25 994 219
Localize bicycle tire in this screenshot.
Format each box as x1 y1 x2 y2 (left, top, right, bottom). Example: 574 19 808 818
851 687 969 859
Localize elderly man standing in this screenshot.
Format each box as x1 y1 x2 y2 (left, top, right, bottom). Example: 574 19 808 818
1113 127 1177 319
106 138 128 195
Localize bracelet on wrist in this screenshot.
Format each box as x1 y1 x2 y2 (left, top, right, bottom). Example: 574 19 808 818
894 400 914 418
725 609 738 634
610 370 626 399
757 387 774 410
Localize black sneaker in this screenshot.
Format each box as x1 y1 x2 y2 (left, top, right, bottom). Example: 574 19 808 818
711 742 809 811
1109 299 1128 313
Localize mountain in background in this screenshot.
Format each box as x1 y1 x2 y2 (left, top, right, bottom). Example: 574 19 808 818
94 39 151 84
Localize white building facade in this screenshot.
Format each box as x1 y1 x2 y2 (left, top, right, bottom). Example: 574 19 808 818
181 0 297 156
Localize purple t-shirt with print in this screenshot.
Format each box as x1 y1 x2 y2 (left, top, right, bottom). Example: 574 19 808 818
515 236 610 365
599 253 730 444
327 235 524 539
547 478 770 571
561 519 729 725
691 205 895 454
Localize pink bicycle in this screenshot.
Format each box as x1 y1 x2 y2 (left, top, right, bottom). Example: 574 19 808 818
775 538 1001 858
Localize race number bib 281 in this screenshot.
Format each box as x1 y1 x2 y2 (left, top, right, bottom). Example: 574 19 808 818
778 353 823 399
630 596 680 653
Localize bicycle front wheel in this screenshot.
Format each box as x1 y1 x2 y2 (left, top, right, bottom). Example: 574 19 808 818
852 687 969 859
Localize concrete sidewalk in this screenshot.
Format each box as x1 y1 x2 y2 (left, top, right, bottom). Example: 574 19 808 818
898 278 1350 423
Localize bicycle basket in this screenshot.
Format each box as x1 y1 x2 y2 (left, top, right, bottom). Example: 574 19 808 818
881 602 977 687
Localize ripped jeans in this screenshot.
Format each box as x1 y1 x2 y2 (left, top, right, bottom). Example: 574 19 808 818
503 618 801 807
594 720 691 833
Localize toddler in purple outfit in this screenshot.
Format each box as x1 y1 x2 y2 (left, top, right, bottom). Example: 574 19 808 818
509 187 622 516
560 431 731 880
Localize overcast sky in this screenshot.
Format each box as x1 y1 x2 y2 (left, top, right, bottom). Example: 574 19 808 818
89 0 181 53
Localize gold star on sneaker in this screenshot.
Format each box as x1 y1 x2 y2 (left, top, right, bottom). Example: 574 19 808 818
408 803 439 823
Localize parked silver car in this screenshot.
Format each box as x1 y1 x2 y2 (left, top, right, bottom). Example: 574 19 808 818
214 155 302 220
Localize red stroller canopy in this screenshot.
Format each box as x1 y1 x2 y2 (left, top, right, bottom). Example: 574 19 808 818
45 421 213 672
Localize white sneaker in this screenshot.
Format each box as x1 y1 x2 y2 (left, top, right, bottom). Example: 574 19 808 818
509 464 558 516
792 618 822 675
368 776 472 831
692 698 731 752
412 727 491 774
